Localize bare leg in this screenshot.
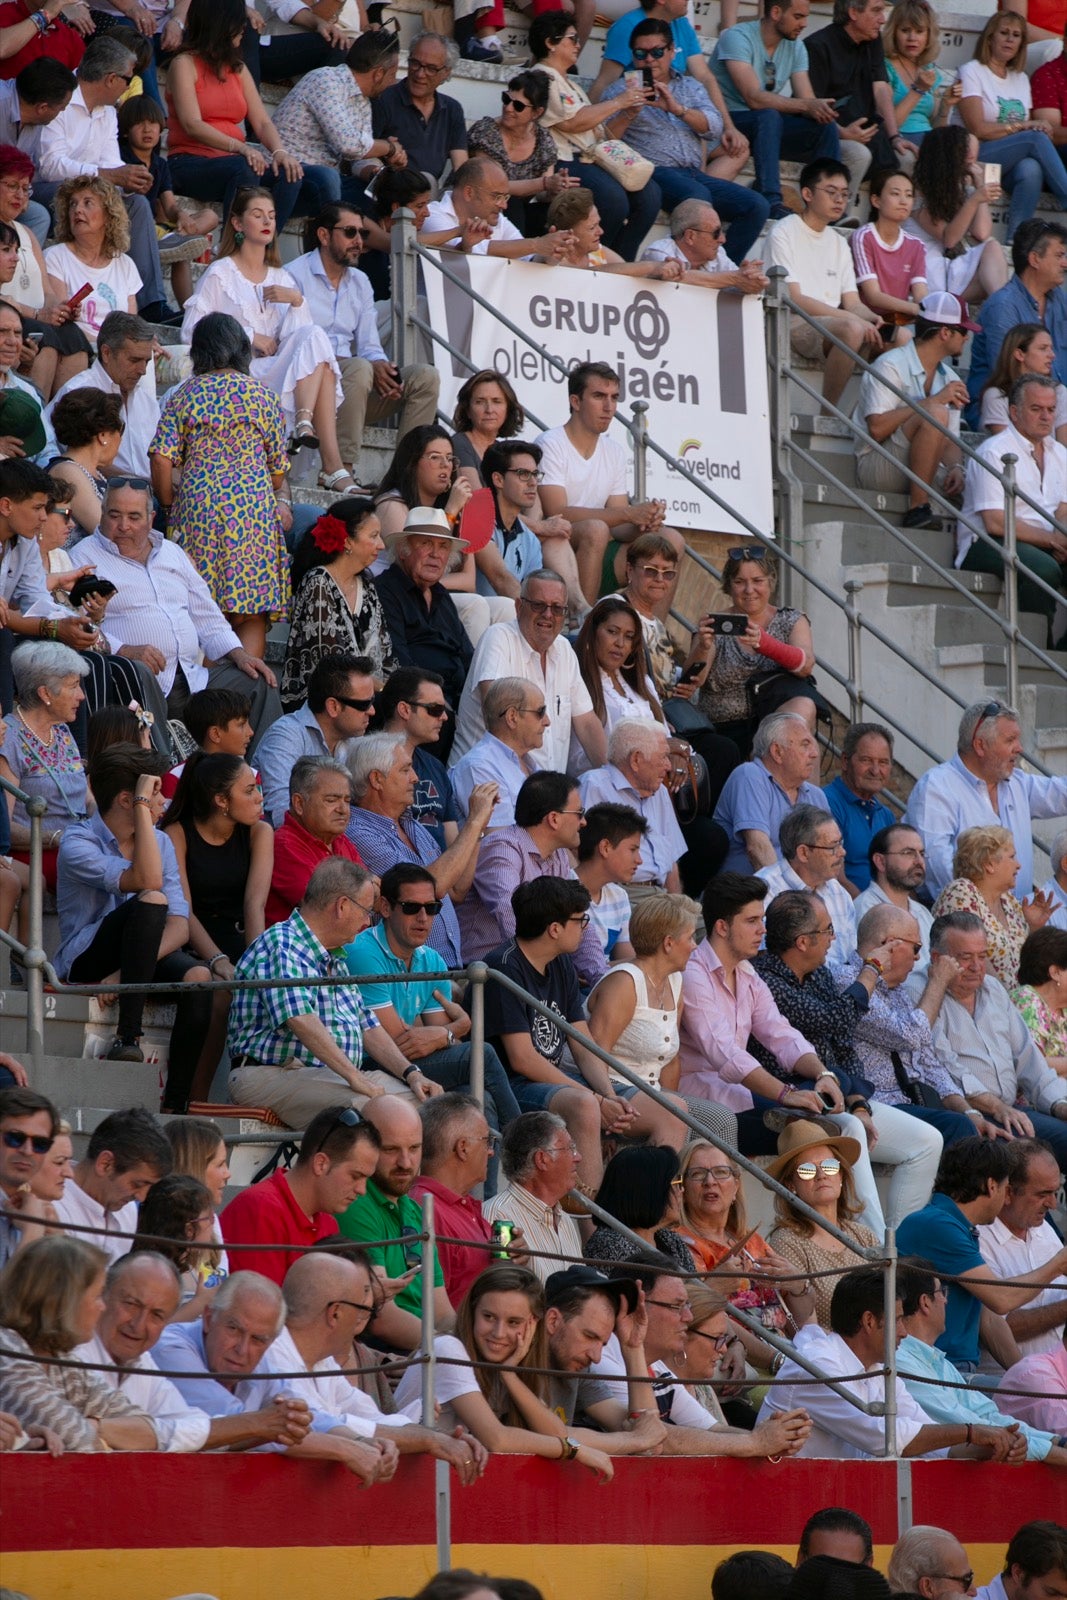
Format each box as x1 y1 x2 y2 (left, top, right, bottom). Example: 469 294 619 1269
308 364 346 477
171 260 193 306
905 407 953 507
53 352 89 393
627 1088 689 1150
189 990 232 1103
569 515 612 607
551 1083 605 1191
227 613 267 658
775 694 817 731
29 347 58 400
538 531 589 620
706 147 748 181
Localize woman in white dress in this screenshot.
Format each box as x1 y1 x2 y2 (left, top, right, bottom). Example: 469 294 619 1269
180 186 354 494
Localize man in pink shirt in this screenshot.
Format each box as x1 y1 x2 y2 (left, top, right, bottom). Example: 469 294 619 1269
998 1328 1067 1436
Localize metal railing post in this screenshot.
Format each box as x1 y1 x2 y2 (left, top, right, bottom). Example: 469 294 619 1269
467 961 486 1110
630 399 649 502
844 578 864 722
24 797 47 1078
1002 454 1021 713
391 206 418 373
764 267 804 608
883 1224 898 1458
419 1191 451 1571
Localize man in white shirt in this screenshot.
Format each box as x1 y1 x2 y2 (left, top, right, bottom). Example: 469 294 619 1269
580 719 687 897
854 823 933 988
420 155 567 259
536 360 685 610
1042 827 1067 929
450 676 549 828
54 1107 172 1264
75 1253 310 1453
763 155 882 405
905 700 1067 900
757 801 857 968
640 197 768 292
451 568 606 772
977 1139 1067 1360
27 35 171 320
47 310 158 479
287 203 438 475
959 373 1067 644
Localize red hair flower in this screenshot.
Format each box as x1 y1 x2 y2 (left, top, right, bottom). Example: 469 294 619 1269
311 514 349 555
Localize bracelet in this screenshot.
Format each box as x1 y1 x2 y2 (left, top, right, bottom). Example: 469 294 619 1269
132 795 153 807
32 10 49 30
208 953 227 974
815 1071 835 1084
849 1098 872 1116
776 1083 792 1105
862 957 883 976
628 1409 651 1419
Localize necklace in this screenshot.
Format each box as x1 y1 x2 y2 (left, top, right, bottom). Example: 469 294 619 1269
14 711 85 820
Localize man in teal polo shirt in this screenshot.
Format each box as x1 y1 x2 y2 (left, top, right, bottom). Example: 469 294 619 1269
335 1093 456 1351
897 1139 1067 1371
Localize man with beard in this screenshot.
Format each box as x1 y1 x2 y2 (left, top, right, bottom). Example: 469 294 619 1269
854 823 934 989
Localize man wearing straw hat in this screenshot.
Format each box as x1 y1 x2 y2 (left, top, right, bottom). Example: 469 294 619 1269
375 506 475 740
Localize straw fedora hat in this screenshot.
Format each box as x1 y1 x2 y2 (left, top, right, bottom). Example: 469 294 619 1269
765 1117 861 1180
384 506 467 549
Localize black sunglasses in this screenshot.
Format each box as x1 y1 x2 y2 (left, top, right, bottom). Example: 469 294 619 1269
501 92 531 110
108 475 151 491
314 1105 361 1155
408 701 450 717
334 223 370 240
394 898 443 916
633 44 669 58
336 695 375 712
2 1129 54 1155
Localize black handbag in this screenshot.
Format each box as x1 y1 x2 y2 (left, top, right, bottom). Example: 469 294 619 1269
890 1049 944 1109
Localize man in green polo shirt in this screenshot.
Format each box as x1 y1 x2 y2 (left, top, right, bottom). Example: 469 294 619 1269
335 1094 456 1351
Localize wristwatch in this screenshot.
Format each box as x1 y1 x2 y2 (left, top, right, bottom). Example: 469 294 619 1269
446 1028 456 1047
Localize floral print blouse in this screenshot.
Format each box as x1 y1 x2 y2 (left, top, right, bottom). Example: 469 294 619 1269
932 877 1028 989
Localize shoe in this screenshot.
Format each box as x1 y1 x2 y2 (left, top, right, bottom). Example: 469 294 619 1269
139 300 181 325
288 408 319 454
901 502 942 530
104 1037 145 1062
462 35 504 60
768 202 793 220
318 468 358 493
762 1107 839 1136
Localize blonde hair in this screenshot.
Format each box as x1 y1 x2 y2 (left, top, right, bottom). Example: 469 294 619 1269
219 186 282 267
676 1140 746 1239
0 1235 108 1355
884 0 939 65
687 1280 730 1326
53 176 130 258
629 893 701 957
165 1116 225 1183
952 823 1014 883
974 9 1027 71
772 1150 862 1237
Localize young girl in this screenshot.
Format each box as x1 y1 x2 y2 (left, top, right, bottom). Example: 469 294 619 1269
118 95 219 308
907 126 1009 305
980 322 1067 443
851 168 929 336
131 1173 224 1318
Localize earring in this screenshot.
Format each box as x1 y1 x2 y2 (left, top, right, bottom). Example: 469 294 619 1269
234 228 244 246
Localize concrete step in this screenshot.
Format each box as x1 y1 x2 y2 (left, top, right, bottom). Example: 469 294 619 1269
936 641 1067 690
839 521 958 570
25 1055 162 1121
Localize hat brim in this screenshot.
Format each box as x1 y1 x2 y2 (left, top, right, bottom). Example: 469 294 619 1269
384 525 468 550
765 1129 862 1180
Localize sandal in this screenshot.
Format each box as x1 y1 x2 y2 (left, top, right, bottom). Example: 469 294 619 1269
318 468 358 493
288 408 319 454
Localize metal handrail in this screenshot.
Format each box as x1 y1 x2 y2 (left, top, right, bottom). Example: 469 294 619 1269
0 769 46 1081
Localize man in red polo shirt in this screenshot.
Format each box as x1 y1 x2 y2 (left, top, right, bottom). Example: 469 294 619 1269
412 1092 527 1304
265 755 364 927
221 1105 380 1285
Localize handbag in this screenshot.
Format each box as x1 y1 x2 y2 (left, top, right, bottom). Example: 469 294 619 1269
890 1049 944 1110
590 137 655 193
668 739 711 826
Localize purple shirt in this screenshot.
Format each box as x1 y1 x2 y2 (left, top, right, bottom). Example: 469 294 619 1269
679 940 814 1110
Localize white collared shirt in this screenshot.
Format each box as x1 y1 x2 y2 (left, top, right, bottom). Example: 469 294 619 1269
48 359 160 480
757 858 858 970
959 422 1067 564
976 1215 1067 1358
286 250 386 364
30 84 122 182
53 1180 136 1265
256 1326 414 1435
451 618 593 773
422 193 524 254
72 1331 212 1452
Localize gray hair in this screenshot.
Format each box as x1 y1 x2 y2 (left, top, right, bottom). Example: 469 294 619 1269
857 900 914 952
190 311 251 377
289 754 351 804
929 909 985 952
1050 826 1067 876
957 700 1018 754
669 198 715 239
519 567 567 597
1010 371 1058 410
779 802 833 860
302 857 372 911
420 1091 484 1165
888 1528 962 1593
752 710 808 761
211 1270 286 1336
409 28 460 69
842 721 893 760
105 1249 181 1293
832 0 871 23
78 32 136 81
345 731 406 802
97 309 154 356
500 1110 567 1182
484 676 540 723
103 476 152 513
608 717 667 765
11 640 89 708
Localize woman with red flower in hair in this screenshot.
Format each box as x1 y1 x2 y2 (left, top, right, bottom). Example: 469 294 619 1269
150 310 291 663
280 497 400 712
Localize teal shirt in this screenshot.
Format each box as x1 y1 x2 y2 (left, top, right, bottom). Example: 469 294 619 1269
711 19 809 115
336 1178 445 1316
344 923 446 1026
897 1334 1054 1460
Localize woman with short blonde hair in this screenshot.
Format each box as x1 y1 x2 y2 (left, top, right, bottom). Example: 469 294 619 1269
44 177 139 347
933 822 1048 987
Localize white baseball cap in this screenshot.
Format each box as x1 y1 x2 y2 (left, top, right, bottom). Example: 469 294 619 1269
918 291 981 334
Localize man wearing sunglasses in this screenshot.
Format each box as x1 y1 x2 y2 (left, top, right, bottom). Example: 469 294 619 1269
640 197 768 292
288 201 439 480
379 666 461 851
258 651 375 826
450 676 550 831
0 1086 58 1269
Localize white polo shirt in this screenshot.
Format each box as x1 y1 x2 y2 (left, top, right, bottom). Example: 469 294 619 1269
958 423 1067 565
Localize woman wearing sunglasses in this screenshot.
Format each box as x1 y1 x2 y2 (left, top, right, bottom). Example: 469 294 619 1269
469 74 576 234
765 1120 878 1328
281 498 399 711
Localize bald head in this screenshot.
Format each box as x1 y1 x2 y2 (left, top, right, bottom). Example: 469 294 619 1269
857 901 915 951
362 1094 424 1197
98 1251 182 1365
283 1250 365 1321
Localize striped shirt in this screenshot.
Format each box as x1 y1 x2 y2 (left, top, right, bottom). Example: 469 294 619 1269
0 1327 152 1452
482 1182 582 1285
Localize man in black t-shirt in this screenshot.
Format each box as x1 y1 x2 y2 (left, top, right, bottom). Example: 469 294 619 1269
805 0 914 199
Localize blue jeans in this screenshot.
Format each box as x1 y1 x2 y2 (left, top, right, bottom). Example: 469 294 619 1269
731 108 840 207
891 1104 982 1147
978 130 1067 240
416 1041 521 1196
168 153 339 231
560 158 662 260
652 166 770 263
987 1107 1067 1171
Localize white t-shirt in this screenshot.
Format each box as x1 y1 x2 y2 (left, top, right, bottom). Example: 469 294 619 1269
42 244 142 345
393 1334 478 1431
763 212 856 308
957 60 1031 126
586 880 632 960
592 1334 716 1430
980 383 1067 432
535 424 629 509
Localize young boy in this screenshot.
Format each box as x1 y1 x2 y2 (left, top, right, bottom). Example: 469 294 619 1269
117 96 219 305
161 687 254 797
575 802 648 965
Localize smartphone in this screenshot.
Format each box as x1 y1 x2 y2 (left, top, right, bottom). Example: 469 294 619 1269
27 331 44 343
641 65 654 91
818 1089 838 1109
708 615 745 636
398 1222 422 1271
982 162 1001 188
67 282 93 312
677 660 706 686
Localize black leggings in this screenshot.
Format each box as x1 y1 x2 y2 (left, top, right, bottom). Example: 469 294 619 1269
69 895 211 1112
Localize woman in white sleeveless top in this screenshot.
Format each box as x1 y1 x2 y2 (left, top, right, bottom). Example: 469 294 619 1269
586 893 737 1148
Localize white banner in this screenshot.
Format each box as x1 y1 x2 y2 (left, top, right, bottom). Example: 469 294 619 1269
421 254 774 536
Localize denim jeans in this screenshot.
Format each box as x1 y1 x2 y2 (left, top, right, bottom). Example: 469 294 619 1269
977 130 1067 240
652 166 770 263
559 159 663 260
168 154 340 231
730 108 840 206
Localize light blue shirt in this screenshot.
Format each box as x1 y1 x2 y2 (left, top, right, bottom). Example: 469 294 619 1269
346 806 462 967
904 751 1067 899
757 856 857 970
450 732 534 830
580 762 686 886
54 809 188 978
713 760 830 874
932 979 1067 1116
255 704 333 827
711 20 808 115
896 1334 1054 1460
286 249 387 365
603 8 701 71
344 919 446 1026
1041 874 1067 931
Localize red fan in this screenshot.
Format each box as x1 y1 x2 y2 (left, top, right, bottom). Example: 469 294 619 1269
458 487 496 552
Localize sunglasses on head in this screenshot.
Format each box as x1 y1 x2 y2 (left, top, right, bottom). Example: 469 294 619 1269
794 1158 841 1181
313 1105 362 1156
108 475 150 491
633 44 669 58
2 1129 54 1155
501 92 531 110
394 898 443 916
728 545 769 562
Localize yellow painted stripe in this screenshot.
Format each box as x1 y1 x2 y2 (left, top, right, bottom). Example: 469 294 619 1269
0 1543 1012 1600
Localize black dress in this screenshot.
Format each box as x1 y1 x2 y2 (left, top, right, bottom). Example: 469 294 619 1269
182 817 252 962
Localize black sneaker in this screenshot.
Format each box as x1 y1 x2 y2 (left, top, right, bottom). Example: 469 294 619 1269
901 502 942 530
104 1037 145 1062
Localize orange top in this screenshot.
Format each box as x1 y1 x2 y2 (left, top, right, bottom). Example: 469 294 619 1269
167 56 248 160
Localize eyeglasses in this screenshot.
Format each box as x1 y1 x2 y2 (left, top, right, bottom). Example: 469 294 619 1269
558 807 586 818
763 62 777 90
501 92 532 110
685 1166 737 1183
408 701 450 717
547 1141 580 1158
669 1176 685 1189
808 839 845 852
975 700 1009 732
313 1105 361 1155
1 1129 54 1155
633 43 669 58
336 695 375 712
891 940 923 956
422 451 456 466
507 467 545 483
568 912 591 928
327 1298 374 1317
333 224 370 239
112 71 135 84
814 183 850 200
0 181 32 197
559 29 579 42
927 1577 974 1592
398 1222 423 1269
728 545 769 562
800 923 835 940
408 55 448 73
466 1130 499 1151
520 599 567 617
688 1327 731 1350
885 847 925 860
690 225 723 240
646 1299 690 1315
394 898 443 916
635 563 677 579
794 1158 841 1180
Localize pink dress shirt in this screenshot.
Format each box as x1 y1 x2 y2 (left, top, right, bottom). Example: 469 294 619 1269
678 940 814 1110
